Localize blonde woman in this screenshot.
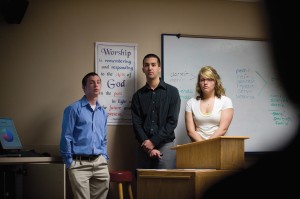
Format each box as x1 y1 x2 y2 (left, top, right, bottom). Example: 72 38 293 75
185 66 234 142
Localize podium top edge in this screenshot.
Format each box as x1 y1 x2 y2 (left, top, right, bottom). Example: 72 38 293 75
219 136 249 139
171 136 249 149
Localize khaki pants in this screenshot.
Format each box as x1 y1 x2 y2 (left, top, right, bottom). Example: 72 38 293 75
68 155 110 199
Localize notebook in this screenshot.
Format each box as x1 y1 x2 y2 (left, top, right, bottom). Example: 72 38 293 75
0 117 42 157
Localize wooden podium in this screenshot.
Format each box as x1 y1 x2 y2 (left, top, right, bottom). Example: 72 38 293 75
137 136 249 199
171 136 249 170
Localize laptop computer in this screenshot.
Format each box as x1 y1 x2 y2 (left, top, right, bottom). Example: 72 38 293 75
0 117 42 157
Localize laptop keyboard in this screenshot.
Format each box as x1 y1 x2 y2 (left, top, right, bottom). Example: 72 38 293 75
0 150 46 157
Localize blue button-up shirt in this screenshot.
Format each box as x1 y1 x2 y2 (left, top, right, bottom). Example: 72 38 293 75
60 96 108 168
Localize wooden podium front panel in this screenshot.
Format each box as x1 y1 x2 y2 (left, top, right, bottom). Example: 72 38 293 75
175 140 220 169
173 136 248 170
137 169 235 199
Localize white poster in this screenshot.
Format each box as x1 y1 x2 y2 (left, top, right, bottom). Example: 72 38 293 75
95 42 137 125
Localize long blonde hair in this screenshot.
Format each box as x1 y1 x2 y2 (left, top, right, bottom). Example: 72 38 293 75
196 66 226 100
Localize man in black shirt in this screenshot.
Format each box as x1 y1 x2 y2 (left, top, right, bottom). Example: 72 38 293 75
131 53 181 169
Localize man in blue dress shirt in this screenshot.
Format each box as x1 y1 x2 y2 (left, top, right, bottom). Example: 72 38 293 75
60 72 109 199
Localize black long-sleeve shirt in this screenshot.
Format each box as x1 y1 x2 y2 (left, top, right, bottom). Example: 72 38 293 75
131 79 181 147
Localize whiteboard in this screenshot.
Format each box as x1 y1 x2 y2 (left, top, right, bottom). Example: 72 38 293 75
162 34 298 152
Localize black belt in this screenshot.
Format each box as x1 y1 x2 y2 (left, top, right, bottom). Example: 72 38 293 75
73 155 100 161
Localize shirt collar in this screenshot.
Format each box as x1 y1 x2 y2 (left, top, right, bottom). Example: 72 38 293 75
141 78 167 92
80 95 100 109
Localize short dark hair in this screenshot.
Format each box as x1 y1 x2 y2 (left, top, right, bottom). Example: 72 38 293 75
143 53 161 66
82 72 99 87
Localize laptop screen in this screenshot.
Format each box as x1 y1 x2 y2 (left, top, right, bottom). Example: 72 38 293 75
0 118 23 150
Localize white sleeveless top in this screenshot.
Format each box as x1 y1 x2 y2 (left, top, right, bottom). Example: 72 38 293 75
185 96 233 140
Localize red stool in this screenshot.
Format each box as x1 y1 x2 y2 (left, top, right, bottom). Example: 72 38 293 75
109 170 133 199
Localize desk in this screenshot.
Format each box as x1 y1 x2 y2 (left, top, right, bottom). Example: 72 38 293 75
0 156 62 164
0 156 66 199
137 169 236 199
